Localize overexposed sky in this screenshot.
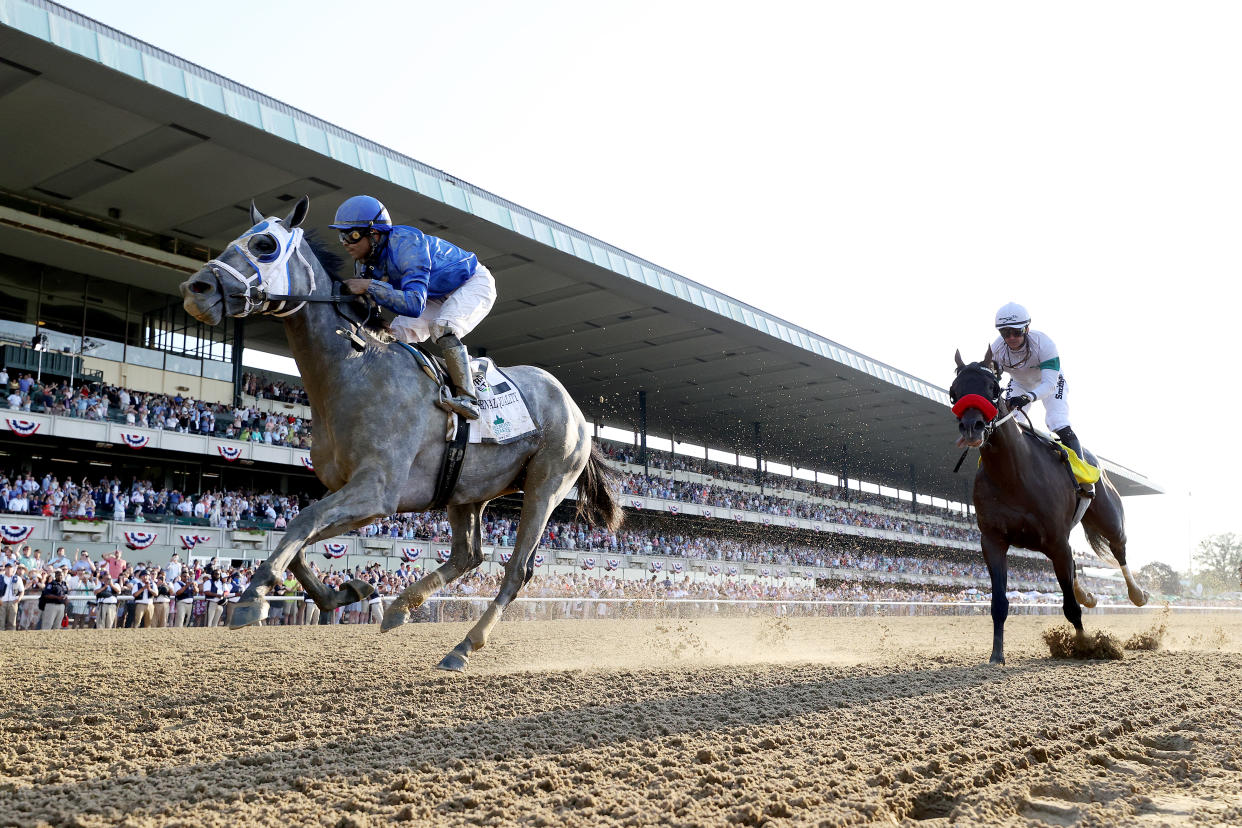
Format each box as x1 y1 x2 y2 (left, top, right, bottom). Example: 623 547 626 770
53 1 1242 570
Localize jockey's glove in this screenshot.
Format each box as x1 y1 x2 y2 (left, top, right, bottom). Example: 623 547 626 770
1006 394 1031 409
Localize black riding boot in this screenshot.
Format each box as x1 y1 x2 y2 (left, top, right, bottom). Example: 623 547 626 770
437 333 480 420
1055 426 1094 499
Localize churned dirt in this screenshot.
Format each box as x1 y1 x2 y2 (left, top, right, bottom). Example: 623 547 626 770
1 610 1240 826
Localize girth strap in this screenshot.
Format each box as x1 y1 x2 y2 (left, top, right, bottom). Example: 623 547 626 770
429 415 470 511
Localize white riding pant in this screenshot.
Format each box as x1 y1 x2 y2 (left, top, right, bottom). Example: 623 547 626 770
390 264 496 344
1007 374 1071 432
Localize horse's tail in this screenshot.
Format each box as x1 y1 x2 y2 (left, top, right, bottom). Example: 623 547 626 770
574 441 624 531
1082 474 1121 569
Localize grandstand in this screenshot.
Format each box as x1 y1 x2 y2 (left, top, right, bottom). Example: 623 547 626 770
0 2 1163 620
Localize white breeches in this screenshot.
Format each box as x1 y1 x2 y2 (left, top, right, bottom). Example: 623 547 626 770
390 264 496 343
1007 374 1071 432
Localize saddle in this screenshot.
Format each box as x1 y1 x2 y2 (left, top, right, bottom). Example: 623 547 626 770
1018 425 1099 524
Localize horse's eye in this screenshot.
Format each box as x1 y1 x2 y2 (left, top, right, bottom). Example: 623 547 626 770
247 234 279 260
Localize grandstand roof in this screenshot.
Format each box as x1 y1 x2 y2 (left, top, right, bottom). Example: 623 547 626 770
0 3 1162 499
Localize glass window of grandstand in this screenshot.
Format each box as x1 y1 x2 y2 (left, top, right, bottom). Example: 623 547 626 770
0 261 231 363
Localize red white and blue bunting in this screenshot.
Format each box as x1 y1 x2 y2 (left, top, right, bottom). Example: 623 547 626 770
5 418 40 436
776 569 787 578
649 560 663 573
435 548 452 563
1 525 35 545
300 456 314 470
217 445 243 462
760 568 771 577
580 557 596 570
708 564 721 575
629 499 643 510
123 531 158 550
604 558 619 571
726 565 739 576
498 550 513 564
400 547 421 562
179 533 212 550
533 553 545 567
322 542 347 559
120 432 150 449
701 509 712 519
812 523 822 532
761 517 773 526
668 504 678 515
733 512 743 521
671 561 684 573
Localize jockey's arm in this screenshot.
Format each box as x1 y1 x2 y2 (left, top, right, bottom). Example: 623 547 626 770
363 231 432 317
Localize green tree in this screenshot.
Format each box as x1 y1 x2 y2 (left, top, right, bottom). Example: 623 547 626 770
1194 533 1242 592
1136 561 1182 596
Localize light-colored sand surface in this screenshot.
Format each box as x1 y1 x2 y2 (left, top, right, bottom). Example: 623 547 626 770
1 610 1240 826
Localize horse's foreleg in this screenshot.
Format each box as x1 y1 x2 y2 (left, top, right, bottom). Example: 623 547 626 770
1050 541 1084 638
287 548 372 612
438 483 562 671
982 535 1010 665
231 481 395 628
381 502 485 633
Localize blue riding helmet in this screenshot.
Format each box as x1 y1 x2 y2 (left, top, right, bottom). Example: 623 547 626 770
329 195 392 231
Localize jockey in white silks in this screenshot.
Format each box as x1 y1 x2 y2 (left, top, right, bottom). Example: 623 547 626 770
331 195 496 421
990 302 1094 498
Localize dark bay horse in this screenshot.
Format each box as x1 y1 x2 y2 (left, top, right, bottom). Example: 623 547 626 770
950 348 1146 664
180 196 622 670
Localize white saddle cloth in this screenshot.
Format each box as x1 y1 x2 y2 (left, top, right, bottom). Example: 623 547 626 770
451 358 536 445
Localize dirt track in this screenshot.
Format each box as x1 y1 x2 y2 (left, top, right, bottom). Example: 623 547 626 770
1 611 1240 826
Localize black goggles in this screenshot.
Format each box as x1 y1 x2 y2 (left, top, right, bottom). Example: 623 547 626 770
338 228 371 245
999 327 1026 339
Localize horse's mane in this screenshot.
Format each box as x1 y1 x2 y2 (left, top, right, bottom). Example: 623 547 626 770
305 231 345 280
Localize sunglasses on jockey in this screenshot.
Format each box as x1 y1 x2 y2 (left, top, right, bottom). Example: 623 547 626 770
999 326 1026 339
338 228 374 245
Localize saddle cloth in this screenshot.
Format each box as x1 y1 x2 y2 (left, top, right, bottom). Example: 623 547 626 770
395 343 536 445
1057 443 1101 485
464 357 536 445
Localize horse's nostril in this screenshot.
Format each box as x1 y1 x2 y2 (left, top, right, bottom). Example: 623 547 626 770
189 280 214 295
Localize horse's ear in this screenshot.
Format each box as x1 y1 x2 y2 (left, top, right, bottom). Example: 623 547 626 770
981 344 994 367
285 195 310 229
954 349 965 370
249 202 264 225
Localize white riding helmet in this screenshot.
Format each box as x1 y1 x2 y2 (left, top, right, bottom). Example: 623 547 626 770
994 302 1031 330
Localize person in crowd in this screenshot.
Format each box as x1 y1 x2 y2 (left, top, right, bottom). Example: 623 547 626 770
173 574 197 628
151 572 172 627
202 570 227 627
94 574 120 629
38 569 69 630
130 572 155 628
0 561 23 630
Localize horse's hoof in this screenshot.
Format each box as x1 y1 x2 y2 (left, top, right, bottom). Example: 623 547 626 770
436 650 469 672
379 607 408 633
229 601 267 629
989 655 1005 666
1129 589 1149 608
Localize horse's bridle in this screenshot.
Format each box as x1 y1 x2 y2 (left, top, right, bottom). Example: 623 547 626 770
950 364 1019 469
205 219 376 338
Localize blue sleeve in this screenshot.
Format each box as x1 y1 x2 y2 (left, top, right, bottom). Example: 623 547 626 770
365 230 431 317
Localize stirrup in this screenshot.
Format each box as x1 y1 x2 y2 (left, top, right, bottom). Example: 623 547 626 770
1077 483 1095 499
435 386 480 420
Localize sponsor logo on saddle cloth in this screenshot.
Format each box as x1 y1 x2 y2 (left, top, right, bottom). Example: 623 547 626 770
461 357 537 445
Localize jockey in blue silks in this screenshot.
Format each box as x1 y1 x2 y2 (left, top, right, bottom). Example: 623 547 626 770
331 195 496 420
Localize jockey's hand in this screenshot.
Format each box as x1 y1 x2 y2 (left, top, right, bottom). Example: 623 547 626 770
343 278 373 295
1006 394 1031 409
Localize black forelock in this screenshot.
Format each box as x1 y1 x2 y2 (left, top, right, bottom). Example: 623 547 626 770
305 231 346 280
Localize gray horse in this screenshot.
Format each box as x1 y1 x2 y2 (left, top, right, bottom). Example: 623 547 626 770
179 196 622 670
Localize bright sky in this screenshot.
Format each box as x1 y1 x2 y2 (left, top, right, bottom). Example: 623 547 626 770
55 0 1242 571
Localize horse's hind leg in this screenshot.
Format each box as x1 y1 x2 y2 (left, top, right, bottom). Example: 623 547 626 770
1084 483 1147 607
438 476 567 671
381 502 486 632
